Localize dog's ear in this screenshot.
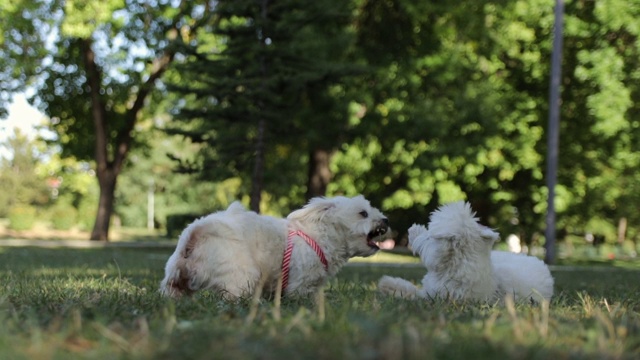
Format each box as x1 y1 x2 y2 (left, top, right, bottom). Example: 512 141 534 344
479 226 499 243
408 227 449 256
287 197 336 222
407 224 427 242
408 231 429 256
432 234 456 242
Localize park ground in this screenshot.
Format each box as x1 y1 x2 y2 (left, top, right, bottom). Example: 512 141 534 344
0 229 639 359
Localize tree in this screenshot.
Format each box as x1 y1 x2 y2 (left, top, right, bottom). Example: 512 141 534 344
5 0 638 247
555 0 640 243
329 0 556 243
331 0 640 250
167 0 363 212
1 0 211 240
0 129 49 214
0 1 48 118
115 120 237 229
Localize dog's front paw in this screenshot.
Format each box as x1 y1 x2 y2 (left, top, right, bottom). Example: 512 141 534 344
378 275 418 299
408 224 427 241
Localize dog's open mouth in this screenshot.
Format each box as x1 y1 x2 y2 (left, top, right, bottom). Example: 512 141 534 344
367 225 389 249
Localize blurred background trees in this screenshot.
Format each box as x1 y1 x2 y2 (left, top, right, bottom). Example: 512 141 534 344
1 0 213 240
0 130 49 223
1 0 638 257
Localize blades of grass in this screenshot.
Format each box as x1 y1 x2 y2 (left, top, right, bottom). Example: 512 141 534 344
245 273 267 326
71 308 82 333
483 310 500 338
315 286 325 323
93 322 130 352
578 291 595 317
505 295 523 342
602 298 611 313
284 308 311 336
273 273 283 322
537 299 550 339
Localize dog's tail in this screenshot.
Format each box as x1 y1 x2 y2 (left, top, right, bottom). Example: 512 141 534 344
378 276 419 299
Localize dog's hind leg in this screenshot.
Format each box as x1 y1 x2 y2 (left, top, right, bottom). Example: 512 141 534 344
377 276 419 299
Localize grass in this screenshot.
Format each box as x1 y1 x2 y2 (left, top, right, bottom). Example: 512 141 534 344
0 221 170 242
0 246 639 359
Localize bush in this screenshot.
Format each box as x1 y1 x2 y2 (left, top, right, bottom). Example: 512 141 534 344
49 203 78 230
77 197 97 231
166 213 202 238
8 205 37 231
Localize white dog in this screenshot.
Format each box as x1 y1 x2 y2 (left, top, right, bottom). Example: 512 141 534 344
378 201 553 303
161 195 391 299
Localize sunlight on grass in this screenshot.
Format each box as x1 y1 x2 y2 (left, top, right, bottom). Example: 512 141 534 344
349 250 420 264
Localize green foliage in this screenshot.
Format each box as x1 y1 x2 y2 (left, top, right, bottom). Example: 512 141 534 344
115 126 240 229
0 0 52 116
76 195 98 231
324 0 640 244
326 0 558 239
2 0 213 240
37 151 97 201
584 217 618 243
8 0 208 162
48 200 78 230
3 0 640 244
556 0 640 242
167 0 363 209
166 213 201 239
61 0 124 38
0 129 49 216
7 204 37 230
0 247 640 358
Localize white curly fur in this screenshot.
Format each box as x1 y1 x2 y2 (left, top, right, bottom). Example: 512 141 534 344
378 201 554 303
160 195 390 299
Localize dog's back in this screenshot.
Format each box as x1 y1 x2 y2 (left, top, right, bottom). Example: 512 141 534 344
491 251 554 302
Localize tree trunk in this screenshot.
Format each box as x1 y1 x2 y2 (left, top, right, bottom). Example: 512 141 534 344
82 38 112 241
306 148 333 200
250 116 266 213
80 22 178 240
250 0 269 214
617 217 627 245
91 168 117 241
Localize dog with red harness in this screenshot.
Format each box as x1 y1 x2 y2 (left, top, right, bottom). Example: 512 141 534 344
160 195 393 299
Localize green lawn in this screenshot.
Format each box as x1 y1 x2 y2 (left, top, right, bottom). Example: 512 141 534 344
1 246 639 359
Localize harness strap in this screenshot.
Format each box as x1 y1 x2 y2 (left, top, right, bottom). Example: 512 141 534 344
280 230 328 292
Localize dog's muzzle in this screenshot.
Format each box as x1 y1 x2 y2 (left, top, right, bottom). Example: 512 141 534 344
367 218 390 249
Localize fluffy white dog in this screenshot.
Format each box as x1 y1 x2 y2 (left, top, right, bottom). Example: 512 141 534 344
161 195 391 299
378 201 553 303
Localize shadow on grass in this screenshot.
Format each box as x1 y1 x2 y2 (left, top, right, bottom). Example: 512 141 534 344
0 246 172 275
0 224 173 242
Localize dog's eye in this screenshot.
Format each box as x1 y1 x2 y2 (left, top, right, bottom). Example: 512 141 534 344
359 210 368 218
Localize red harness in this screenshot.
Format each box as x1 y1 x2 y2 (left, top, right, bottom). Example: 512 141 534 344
281 230 328 292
